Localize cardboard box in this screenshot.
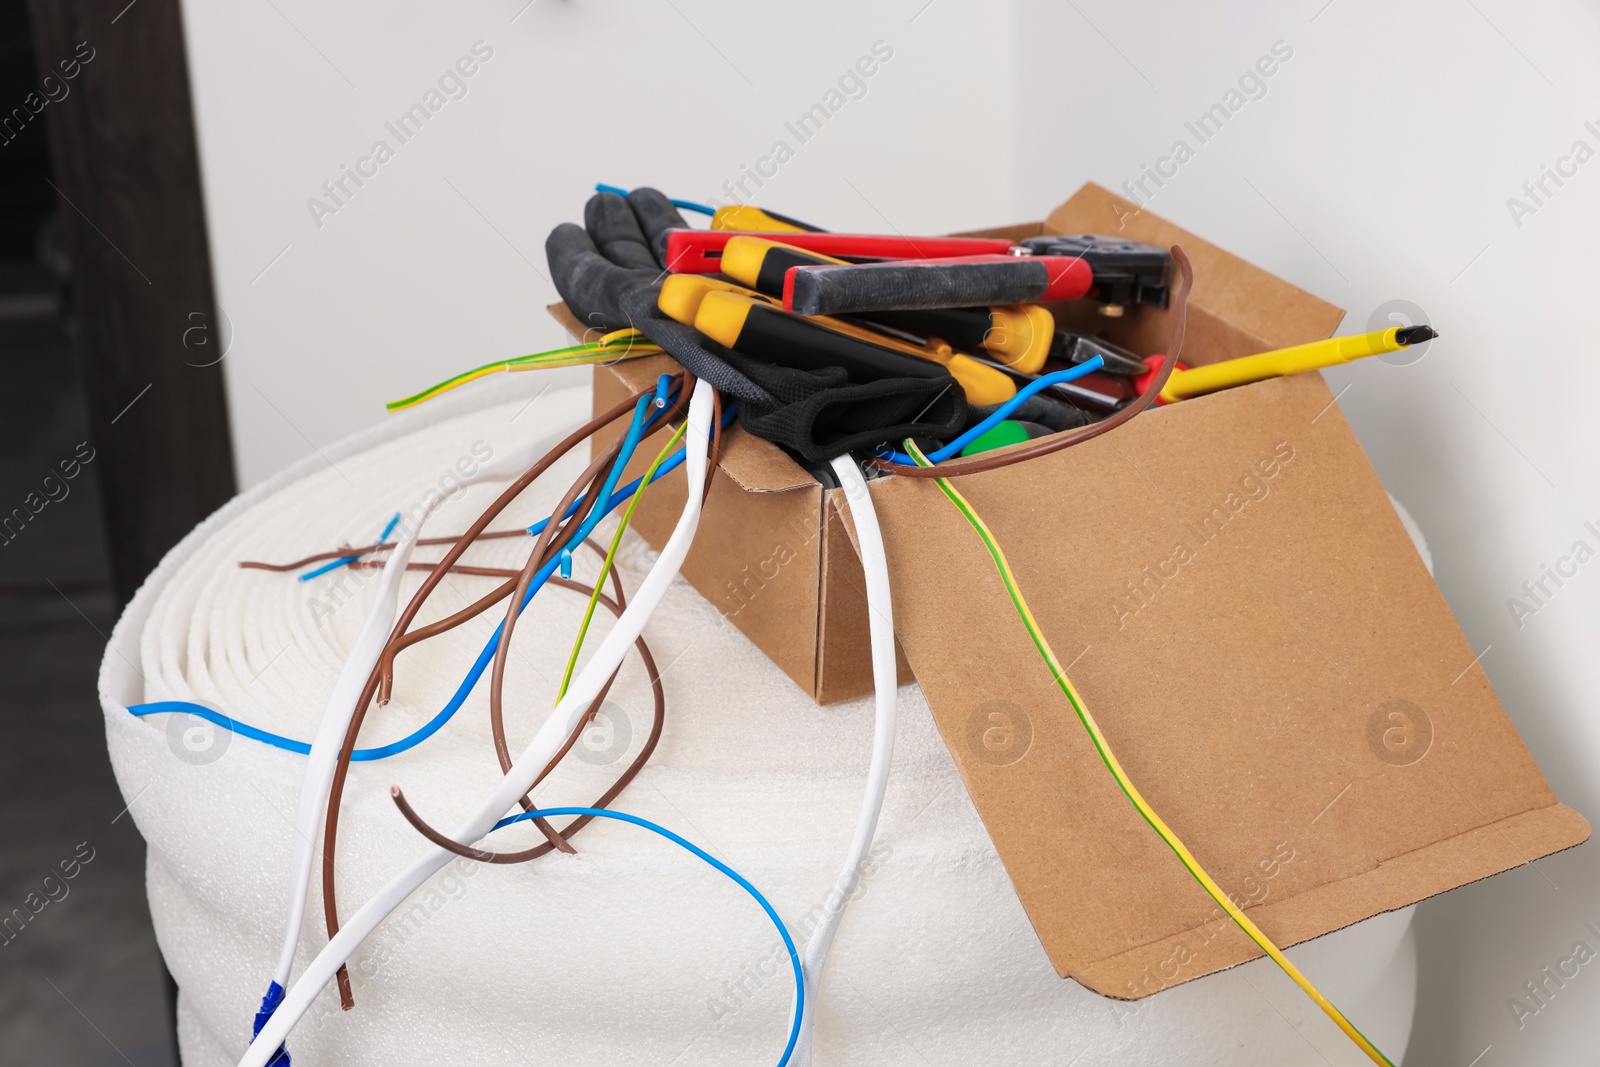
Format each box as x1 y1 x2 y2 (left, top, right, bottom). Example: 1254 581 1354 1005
562 183 1590 996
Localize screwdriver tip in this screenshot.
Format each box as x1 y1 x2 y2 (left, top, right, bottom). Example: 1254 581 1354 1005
1395 325 1437 345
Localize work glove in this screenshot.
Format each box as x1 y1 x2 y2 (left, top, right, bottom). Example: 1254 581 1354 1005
546 188 968 461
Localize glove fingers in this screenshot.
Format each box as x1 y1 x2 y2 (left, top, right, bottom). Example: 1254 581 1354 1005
625 188 689 268
584 192 659 272
551 193 973 461
546 221 640 334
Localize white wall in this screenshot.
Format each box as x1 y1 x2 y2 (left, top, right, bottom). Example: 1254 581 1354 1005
182 0 1600 1061
1012 1 1600 1063
178 0 1016 487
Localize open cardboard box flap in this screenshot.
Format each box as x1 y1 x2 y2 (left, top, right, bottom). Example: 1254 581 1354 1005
561 183 1589 998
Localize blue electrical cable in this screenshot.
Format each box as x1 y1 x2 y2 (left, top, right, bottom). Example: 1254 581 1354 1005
876 356 1108 466
128 399 739 761
526 376 679 539
299 512 402 582
490 806 803 1067
251 981 290 1066
595 183 715 218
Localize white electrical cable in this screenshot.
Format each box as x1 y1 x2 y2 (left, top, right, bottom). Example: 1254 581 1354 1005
269 526 412 989
791 456 898 1066
268 431 565 988
236 380 716 1067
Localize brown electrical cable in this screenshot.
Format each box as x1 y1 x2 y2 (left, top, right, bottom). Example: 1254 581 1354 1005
372 467 610 716
317 378 672 1008
237 529 532 573
388 570 668 865
488 443 630 828
318 372 697 1007
483 376 698 805
394 389 719 865
348 561 524 579
373 378 691 705
703 387 723 505
393 405 632 858
380 374 707 831
869 245 1194 479
241 379 722 578
353 547 627 646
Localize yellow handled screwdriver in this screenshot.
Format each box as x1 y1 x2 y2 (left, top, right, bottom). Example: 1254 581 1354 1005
710 204 821 233
1133 324 1437 404
659 274 1018 406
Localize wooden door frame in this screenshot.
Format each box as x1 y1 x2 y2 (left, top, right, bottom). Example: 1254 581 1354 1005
28 0 235 607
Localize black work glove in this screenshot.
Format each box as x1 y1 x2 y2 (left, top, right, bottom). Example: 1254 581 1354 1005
545 188 968 461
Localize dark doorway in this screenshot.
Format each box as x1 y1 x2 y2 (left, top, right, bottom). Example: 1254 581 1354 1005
3 1 236 1062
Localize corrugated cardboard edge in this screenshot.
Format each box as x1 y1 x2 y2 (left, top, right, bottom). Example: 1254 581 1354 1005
1080 803 1589 998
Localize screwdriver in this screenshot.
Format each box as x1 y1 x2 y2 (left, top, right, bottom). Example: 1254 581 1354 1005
691 289 954 386
658 275 1017 405
710 204 822 233
1132 324 1439 403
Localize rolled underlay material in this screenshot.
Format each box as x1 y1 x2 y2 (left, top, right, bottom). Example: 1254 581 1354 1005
99 374 1419 1067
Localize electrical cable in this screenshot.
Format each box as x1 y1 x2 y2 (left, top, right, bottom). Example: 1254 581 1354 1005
377 404 732 717
788 454 899 1067
370 377 685 708
248 552 655 1067
239 528 532 575
234 379 717 1067
297 512 400 582
248 419 585 1060
312 384 646 1009
385 564 670 865
485 381 702 849
238 402 734 583
384 330 661 413
483 383 661 827
558 420 686 702
873 356 1105 466
318 376 691 1008
595 182 716 218
400 396 719 868
871 246 1192 478
904 437 1397 1067
318 378 711 1006
393 798 803 1067
481 421 636 849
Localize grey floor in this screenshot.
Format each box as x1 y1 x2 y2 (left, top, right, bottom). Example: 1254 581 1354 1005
0 291 179 1065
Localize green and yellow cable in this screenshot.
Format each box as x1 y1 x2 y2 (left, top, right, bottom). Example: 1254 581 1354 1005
385 329 662 412
556 420 688 702
904 438 1396 1067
